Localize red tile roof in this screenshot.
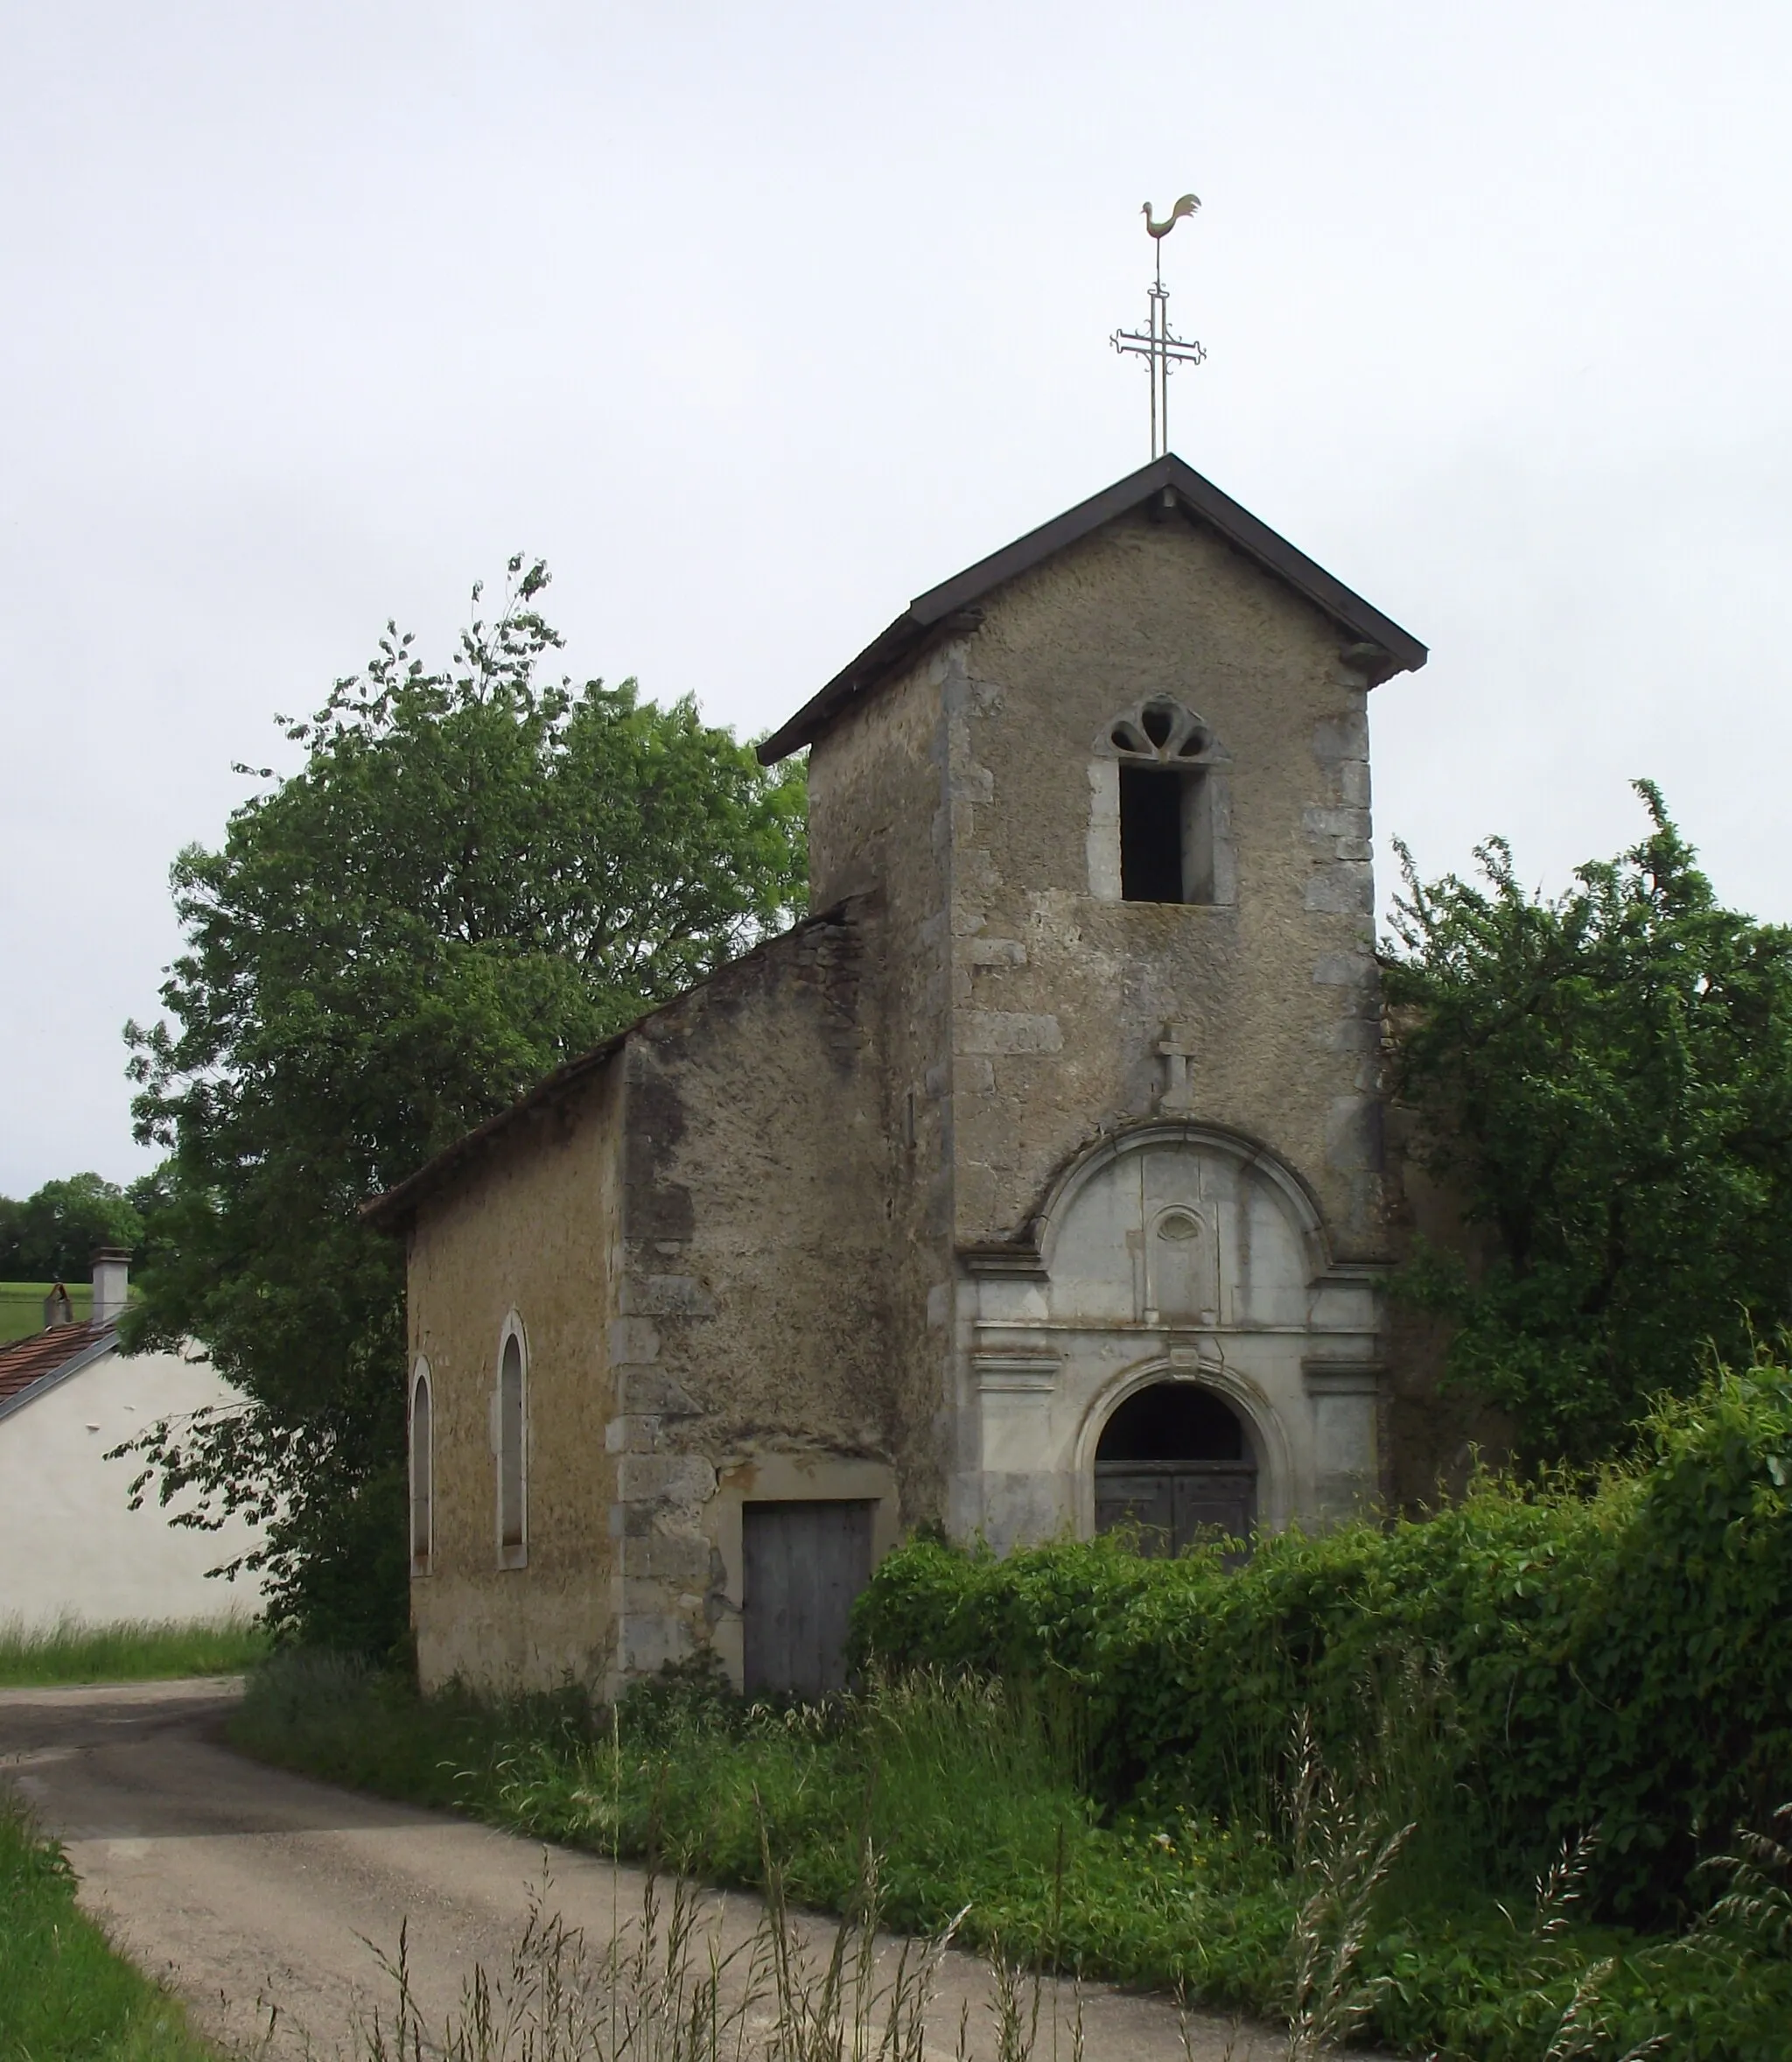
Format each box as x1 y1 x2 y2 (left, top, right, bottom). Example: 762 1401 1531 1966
0 1320 115 1407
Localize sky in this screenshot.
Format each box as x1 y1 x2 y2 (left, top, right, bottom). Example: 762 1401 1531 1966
4 0 1790 1196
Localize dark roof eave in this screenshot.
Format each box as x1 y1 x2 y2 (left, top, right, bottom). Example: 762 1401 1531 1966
758 453 1427 765
360 1032 628 1235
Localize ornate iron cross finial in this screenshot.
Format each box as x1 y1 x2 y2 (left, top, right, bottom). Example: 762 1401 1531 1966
1112 194 1207 459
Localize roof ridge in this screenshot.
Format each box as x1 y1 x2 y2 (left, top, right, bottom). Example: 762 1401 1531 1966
758 453 1425 764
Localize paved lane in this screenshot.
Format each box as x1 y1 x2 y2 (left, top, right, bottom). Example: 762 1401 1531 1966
0 1677 1300 2060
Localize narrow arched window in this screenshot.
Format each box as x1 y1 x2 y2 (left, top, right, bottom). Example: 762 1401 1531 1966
409 1362 433 1576
496 1330 527 1567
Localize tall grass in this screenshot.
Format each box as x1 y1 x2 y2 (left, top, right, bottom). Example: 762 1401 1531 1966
232 1653 1792 2061
0 1613 268 1687
0 1791 215 2061
360 1848 986 2062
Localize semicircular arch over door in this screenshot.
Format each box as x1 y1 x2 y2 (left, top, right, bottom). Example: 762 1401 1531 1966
1093 1381 1256 1556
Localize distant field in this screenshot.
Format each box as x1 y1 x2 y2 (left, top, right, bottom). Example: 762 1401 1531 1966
0 1617 268 1687
0 1280 93 1343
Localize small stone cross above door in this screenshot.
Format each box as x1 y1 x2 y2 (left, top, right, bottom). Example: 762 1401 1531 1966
1156 1022 1199 1113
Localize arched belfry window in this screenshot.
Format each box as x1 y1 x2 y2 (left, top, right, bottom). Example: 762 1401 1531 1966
494 1323 528 1568
1090 698 1235 907
410 1359 433 1577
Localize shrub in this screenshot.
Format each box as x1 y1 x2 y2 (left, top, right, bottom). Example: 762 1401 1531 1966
852 1358 1792 1920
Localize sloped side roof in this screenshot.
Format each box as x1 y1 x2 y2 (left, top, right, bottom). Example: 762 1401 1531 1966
758 453 1427 764
361 901 859 1233
0 1321 117 1424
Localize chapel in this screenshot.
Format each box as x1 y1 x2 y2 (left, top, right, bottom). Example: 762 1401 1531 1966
368 452 1431 1700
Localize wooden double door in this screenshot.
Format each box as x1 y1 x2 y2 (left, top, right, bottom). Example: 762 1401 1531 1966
742 1499 874 1700
1094 1460 1256 1558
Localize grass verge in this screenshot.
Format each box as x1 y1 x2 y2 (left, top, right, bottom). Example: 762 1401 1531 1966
0 1791 216 2060
232 1652 1792 2060
0 1615 269 1687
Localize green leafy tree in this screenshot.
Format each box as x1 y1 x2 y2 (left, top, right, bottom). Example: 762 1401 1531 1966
1384 782 1792 1461
0 1174 144 1282
122 559 806 1652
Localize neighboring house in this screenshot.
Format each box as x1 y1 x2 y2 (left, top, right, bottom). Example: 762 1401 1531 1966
0 1252 264 1629
368 452 1449 1702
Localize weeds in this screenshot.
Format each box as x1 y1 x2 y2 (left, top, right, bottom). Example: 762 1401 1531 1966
1278 1715 1411 2061
357 1837 1062 2062
236 1656 1792 2061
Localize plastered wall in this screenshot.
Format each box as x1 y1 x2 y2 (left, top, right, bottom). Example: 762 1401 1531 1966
807 664 957 1527
804 506 1395 1546
0 1347 265 1630
942 509 1386 1259
409 1060 624 1692
609 907 894 1688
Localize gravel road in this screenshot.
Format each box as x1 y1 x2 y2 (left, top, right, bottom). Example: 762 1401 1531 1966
0 1677 1313 2060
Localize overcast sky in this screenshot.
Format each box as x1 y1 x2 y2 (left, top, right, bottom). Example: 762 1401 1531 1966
4 0 1789 1197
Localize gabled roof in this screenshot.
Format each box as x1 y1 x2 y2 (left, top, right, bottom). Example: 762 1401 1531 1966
758 452 1427 764
0 1319 117 1425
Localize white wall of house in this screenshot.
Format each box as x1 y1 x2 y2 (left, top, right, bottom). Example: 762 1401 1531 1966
0 1345 266 1630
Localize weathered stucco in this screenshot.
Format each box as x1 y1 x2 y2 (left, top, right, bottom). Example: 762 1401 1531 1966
609 906 892 1688
802 507 1391 1550
399 481 1426 1694
409 1056 624 1691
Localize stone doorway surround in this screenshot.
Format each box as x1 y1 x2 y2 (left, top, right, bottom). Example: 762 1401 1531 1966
953 1121 1387 1552
705 1453 900 1693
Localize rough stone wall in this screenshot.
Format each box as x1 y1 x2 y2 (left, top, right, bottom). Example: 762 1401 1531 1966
946 508 1388 1259
608 903 894 1687
407 1062 624 1694
805 667 958 1527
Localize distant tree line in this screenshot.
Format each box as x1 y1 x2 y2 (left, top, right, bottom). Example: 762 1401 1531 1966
0 1172 149 1283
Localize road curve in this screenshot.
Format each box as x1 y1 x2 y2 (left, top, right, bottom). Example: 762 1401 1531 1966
0 1677 1299 2061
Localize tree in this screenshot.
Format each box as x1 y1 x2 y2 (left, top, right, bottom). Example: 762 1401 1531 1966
1384 782 1792 1462
122 559 807 1652
0 1173 144 1282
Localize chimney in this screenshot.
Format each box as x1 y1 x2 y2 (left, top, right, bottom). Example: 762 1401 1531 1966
91 1249 131 1328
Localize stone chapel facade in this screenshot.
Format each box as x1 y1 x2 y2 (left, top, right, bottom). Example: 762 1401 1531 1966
368 453 1431 1699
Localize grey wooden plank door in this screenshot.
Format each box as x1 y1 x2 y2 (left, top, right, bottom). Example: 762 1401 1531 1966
1093 1471 1176 1555
1172 1468 1255 1547
742 1500 874 1700
1096 1463 1256 1558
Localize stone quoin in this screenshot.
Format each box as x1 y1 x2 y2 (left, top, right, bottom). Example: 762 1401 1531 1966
367 452 1447 1699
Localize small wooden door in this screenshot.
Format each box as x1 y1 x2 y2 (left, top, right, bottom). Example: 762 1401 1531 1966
1095 1462 1255 1558
742 1500 874 1700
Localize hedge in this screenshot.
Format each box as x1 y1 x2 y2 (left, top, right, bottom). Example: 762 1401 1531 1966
852 1361 1792 1920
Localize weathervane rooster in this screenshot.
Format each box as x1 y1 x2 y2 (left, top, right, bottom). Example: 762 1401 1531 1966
1144 193 1200 240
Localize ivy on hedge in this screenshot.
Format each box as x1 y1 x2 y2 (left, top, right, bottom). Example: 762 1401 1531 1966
852 1361 1792 1921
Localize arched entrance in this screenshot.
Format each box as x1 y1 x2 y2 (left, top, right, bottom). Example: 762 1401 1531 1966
1094 1382 1256 1556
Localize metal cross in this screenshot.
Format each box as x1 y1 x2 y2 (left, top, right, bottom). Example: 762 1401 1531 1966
1112 195 1207 459
1157 1022 1200 1114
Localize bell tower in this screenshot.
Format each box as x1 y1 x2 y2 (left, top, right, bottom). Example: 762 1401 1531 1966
761 454 1425 1548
